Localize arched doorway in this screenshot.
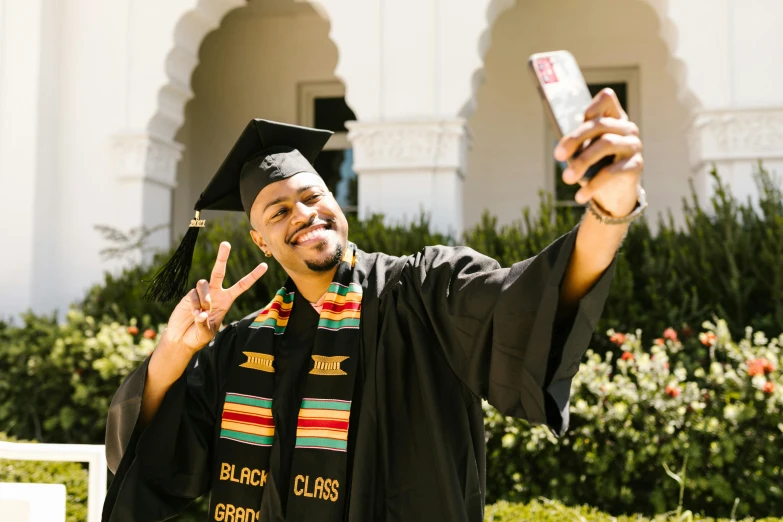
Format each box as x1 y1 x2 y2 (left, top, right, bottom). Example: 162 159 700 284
463 0 698 229
172 0 355 232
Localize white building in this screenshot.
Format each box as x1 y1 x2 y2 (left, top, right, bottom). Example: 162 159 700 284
1 0 782 319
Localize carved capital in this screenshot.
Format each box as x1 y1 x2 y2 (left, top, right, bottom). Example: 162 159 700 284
688 107 783 166
112 133 183 189
347 119 471 176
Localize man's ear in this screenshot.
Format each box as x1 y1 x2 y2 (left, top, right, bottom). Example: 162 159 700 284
249 229 268 254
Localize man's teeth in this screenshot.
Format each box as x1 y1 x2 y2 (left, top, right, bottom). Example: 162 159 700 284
297 228 327 244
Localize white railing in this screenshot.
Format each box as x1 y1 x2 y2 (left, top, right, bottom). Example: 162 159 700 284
0 441 106 522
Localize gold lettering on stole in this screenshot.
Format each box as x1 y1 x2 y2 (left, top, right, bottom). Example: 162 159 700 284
229 465 239 483
303 475 314 497
330 480 339 502
294 475 305 496
220 463 231 481
214 503 225 521
314 477 324 499
240 467 251 484
323 478 332 500
224 503 235 522
260 470 267 486
250 469 259 486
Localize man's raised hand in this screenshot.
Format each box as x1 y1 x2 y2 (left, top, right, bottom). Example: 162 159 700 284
163 242 268 353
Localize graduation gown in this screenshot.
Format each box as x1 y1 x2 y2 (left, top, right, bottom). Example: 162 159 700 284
102 228 614 521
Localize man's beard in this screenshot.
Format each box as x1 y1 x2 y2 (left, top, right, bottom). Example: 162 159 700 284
305 241 344 272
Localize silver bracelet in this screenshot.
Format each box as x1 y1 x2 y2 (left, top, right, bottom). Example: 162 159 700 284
587 184 648 225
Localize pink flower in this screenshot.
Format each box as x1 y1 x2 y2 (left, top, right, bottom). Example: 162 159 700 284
763 381 775 394
143 329 156 339
621 351 634 361
654 338 664 346
663 328 678 342
665 385 680 398
610 333 626 345
127 326 139 335
748 358 774 377
701 332 717 346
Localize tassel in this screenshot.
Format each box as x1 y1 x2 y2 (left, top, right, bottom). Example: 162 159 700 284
143 211 206 302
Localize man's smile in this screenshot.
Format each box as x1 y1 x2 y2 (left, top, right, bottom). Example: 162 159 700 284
289 222 331 246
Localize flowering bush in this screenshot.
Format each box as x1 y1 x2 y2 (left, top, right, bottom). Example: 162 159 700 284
0 310 157 444
484 499 783 522
485 320 783 519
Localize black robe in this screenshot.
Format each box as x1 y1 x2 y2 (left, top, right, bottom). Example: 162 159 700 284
102 229 614 521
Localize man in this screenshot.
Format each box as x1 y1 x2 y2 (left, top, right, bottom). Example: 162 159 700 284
103 89 645 522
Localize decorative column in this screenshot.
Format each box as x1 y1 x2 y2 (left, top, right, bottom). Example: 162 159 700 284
347 119 471 238
688 108 783 203
111 133 184 262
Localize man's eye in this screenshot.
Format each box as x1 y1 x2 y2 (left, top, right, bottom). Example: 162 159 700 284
272 208 287 219
307 193 323 202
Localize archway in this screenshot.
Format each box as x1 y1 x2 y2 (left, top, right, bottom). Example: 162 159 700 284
171 0 351 228
133 0 350 243
462 0 701 229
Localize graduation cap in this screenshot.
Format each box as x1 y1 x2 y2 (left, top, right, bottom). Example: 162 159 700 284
144 119 333 302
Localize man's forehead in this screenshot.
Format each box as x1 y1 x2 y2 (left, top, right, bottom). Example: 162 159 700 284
251 172 326 213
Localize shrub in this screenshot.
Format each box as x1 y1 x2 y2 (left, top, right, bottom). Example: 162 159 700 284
0 311 155 444
485 320 783 518
464 166 783 349
79 167 783 350
0 433 88 522
80 214 448 326
484 499 783 522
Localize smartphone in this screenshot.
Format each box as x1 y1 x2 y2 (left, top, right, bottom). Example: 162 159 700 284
528 50 613 181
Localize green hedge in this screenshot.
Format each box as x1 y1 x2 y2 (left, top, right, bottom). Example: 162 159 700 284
0 433 88 522
80 167 783 351
2 166 782 520
485 499 783 522
0 311 155 445
485 320 783 518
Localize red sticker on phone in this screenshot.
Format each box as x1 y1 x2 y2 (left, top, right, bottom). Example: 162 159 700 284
535 57 558 84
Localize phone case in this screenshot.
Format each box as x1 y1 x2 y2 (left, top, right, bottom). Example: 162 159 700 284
528 50 613 180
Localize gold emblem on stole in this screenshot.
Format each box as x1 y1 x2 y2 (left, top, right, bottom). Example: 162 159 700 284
309 355 349 376
239 351 275 373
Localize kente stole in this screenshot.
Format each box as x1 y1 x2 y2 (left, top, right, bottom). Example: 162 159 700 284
209 246 362 521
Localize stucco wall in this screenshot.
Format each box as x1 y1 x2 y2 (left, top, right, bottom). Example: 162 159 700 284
464 0 692 229
173 7 340 230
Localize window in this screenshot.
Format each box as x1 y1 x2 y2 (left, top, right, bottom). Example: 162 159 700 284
547 67 640 221
298 82 358 214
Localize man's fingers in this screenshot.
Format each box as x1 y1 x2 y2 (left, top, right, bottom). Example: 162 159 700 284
584 87 627 121
554 118 639 162
210 242 231 290
187 289 202 316
574 154 643 204
562 134 642 184
196 279 211 311
227 263 268 300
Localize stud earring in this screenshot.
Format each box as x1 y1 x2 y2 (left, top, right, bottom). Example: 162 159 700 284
264 251 272 258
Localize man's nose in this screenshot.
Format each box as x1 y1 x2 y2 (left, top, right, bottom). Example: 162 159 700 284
291 201 317 225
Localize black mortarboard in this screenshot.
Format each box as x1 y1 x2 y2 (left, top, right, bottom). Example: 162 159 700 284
144 119 333 302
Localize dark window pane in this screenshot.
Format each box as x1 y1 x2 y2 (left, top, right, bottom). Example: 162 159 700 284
588 82 628 112
313 149 357 212
314 97 357 133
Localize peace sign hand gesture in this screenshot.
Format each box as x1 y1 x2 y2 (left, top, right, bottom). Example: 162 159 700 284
164 241 268 354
